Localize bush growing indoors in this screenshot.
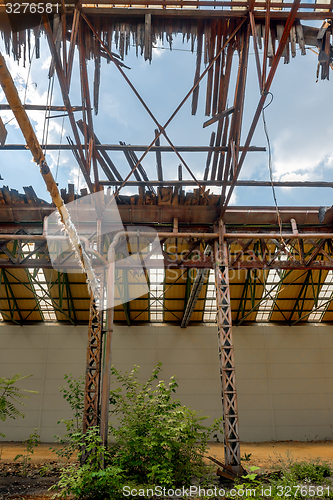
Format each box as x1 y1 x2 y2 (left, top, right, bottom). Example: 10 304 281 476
53 363 223 499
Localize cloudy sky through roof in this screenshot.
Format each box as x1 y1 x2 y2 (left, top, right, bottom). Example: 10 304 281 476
0 19 333 209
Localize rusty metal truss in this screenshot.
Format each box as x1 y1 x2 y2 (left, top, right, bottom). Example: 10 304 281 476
2 0 333 471
82 295 103 432
214 226 241 470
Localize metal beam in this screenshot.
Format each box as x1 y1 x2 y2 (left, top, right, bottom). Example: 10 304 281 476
99 180 333 188
82 295 103 432
220 0 302 213
0 144 265 152
43 14 94 193
181 246 211 327
214 222 241 470
0 105 83 111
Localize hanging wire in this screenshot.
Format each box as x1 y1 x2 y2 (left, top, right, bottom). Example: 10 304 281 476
41 72 55 156
3 22 41 127
55 116 65 182
76 160 81 195
262 92 286 245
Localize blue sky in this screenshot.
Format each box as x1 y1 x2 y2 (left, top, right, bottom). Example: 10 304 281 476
1 22 333 208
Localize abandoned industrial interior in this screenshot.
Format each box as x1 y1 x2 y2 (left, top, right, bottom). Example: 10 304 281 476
1 0 333 474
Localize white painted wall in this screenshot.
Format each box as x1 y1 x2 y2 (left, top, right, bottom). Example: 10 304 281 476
0 323 332 442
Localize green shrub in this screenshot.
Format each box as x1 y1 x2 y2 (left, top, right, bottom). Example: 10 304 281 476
52 374 85 459
52 363 223 498
52 427 125 499
289 461 331 483
107 363 222 487
0 374 36 438
14 428 40 476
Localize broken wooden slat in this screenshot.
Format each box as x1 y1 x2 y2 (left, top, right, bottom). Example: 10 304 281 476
154 129 163 183
317 20 330 40
77 120 123 181
203 131 215 181
216 468 239 481
0 116 7 147
276 23 289 63
207 455 246 478
68 183 75 203
191 23 203 116
93 21 101 115
128 147 156 195
120 141 142 182
256 23 263 50
321 29 330 79
296 22 306 55
212 20 223 116
2 186 11 204
10 189 23 204
144 13 152 62
217 114 230 181
23 186 38 204
290 24 297 58
203 106 234 128
205 21 217 116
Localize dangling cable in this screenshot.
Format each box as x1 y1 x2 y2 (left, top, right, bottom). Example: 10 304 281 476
262 92 286 246
41 71 55 156
55 116 65 183
3 35 38 127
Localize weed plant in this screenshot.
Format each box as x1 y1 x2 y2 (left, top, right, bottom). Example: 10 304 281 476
234 459 333 500
52 363 222 499
14 428 40 476
0 374 36 438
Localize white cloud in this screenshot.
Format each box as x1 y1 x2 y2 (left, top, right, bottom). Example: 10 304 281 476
68 166 87 192
229 190 238 205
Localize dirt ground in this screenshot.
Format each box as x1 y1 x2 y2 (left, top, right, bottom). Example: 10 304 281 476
0 441 332 499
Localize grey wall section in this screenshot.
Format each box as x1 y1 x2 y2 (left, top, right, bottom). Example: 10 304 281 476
0 323 333 442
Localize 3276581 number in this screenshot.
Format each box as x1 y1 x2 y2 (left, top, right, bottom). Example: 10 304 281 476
5 3 59 14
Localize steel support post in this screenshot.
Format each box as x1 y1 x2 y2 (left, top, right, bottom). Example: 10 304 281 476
100 246 115 447
82 294 103 432
214 221 241 471
81 224 104 465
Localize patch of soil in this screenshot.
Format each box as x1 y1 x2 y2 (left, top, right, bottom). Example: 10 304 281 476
208 440 333 474
0 466 59 499
0 441 332 499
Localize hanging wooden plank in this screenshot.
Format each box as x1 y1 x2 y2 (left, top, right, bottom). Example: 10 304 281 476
256 23 263 50
217 114 230 181
23 186 38 204
276 23 290 63
94 20 101 116
205 21 217 116
296 21 306 55
203 106 234 128
211 28 234 181
290 24 297 57
191 22 203 116
212 20 223 116
154 129 163 182
0 116 7 147
321 30 330 79
204 131 216 181
144 13 152 62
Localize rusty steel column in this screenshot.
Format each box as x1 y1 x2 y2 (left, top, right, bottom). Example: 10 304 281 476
83 220 104 434
82 295 103 432
100 246 115 446
214 220 241 471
